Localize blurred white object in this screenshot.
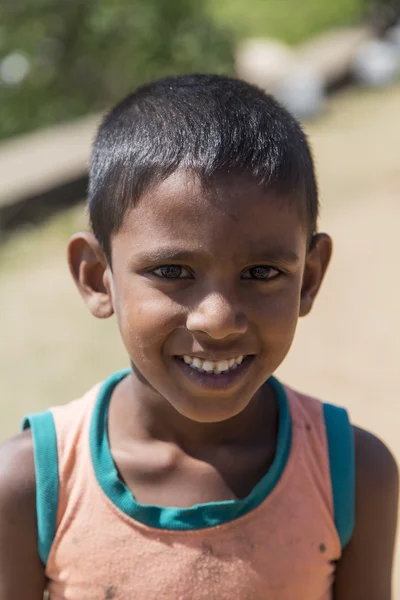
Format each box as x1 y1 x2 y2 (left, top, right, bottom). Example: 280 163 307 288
235 38 295 89
297 26 372 87
386 24 400 55
0 52 30 85
353 39 400 87
274 65 326 120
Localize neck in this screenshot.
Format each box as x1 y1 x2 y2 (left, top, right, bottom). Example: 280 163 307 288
110 368 278 455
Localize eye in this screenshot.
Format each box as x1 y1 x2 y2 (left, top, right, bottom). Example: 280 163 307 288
241 266 280 280
152 265 192 279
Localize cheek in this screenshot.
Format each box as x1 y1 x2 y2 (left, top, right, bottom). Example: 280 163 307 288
253 281 302 356
258 279 301 323
114 287 182 357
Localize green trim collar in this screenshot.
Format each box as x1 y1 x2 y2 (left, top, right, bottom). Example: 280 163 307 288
90 369 292 531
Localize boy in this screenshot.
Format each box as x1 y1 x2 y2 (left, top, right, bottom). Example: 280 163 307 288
0 74 398 599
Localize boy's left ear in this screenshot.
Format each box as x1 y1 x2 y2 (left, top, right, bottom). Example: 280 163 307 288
299 233 332 317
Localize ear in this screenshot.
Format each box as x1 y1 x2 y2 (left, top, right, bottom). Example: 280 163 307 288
67 232 114 319
299 233 332 317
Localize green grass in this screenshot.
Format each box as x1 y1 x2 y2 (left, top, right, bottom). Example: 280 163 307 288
206 0 366 45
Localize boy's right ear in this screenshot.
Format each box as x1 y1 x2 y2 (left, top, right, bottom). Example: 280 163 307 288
67 232 114 319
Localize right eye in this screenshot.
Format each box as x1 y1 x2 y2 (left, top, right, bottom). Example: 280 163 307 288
152 265 192 279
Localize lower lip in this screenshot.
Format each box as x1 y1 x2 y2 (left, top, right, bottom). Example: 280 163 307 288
173 356 254 391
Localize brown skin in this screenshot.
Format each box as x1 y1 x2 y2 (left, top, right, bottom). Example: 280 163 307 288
0 171 397 598
0 431 46 599
334 428 399 600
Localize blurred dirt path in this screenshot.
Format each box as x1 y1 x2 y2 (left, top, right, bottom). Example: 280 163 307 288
280 85 400 458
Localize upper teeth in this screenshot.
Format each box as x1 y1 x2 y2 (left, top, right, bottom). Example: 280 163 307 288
182 355 244 374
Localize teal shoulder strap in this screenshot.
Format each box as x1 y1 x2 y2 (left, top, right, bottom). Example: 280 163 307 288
323 403 355 549
22 411 59 565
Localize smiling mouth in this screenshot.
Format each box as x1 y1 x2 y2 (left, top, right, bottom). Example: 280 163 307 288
177 354 247 375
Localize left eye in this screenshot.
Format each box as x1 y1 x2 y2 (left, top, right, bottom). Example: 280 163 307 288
241 266 280 280
153 265 192 279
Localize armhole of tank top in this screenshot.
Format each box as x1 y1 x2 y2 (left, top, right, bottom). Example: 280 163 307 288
21 411 59 566
323 403 355 550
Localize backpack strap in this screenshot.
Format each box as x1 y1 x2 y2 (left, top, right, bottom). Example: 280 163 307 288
22 410 59 566
323 403 355 549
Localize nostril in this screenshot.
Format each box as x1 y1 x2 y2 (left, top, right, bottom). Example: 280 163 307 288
186 300 248 339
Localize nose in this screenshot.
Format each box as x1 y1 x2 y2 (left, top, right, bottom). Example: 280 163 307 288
186 292 248 340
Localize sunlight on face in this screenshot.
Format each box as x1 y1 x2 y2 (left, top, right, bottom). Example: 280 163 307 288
108 170 310 422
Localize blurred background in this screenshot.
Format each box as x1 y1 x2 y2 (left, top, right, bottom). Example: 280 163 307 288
1 0 400 590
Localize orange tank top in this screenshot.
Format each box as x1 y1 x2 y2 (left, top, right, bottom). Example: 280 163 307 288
23 370 355 600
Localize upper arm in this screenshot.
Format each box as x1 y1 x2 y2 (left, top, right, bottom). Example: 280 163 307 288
334 426 399 600
0 431 46 600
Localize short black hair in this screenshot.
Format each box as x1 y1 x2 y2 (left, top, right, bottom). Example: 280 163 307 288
89 73 319 260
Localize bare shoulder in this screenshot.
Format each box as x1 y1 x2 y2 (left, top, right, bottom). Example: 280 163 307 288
0 429 37 533
0 431 45 598
0 429 36 505
353 425 399 496
0 430 37 513
334 426 398 600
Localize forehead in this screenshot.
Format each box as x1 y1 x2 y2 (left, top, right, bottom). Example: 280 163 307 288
113 170 308 257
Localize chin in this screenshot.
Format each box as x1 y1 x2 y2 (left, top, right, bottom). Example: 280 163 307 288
173 398 250 424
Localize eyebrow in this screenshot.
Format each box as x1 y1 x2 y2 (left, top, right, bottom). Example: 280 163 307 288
132 247 300 265
247 249 300 264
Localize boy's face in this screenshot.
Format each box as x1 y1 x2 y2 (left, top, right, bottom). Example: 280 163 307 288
70 170 331 423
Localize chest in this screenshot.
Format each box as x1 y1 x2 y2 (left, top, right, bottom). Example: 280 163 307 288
112 441 278 507
50 537 334 600
46 463 339 600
